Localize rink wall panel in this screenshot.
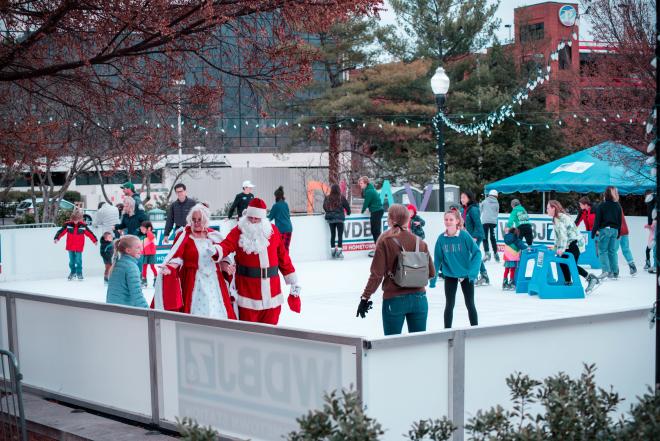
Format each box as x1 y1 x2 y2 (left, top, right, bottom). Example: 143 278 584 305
362 336 450 441
156 317 360 441
0 214 649 282
14 297 153 417
462 309 654 424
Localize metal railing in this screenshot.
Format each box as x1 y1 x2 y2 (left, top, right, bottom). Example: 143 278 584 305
0 223 56 230
0 349 27 441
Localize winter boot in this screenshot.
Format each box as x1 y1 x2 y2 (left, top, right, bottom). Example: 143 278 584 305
644 259 651 270
336 248 344 259
610 272 619 280
368 250 375 258
649 266 657 274
331 248 337 259
494 252 501 263
67 273 75 281
585 274 601 294
502 279 508 291
629 263 637 276
483 252 491 262
77 274 84 281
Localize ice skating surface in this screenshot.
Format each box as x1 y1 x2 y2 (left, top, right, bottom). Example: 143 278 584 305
2 257 654 339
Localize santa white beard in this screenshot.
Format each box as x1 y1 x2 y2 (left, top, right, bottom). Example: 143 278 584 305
238 216 273 254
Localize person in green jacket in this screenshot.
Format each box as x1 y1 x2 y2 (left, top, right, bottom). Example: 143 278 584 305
268 186 293 251
106 235 148 308
507 198 534 246
359 176 384 257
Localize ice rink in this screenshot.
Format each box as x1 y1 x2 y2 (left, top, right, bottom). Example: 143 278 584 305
2 255 654 339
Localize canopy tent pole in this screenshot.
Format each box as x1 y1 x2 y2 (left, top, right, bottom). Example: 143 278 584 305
542 192 545 210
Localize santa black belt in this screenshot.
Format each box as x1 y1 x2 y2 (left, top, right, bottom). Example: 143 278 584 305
237 265 279 279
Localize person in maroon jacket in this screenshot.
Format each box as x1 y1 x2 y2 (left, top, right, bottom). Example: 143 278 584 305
54 209 98 280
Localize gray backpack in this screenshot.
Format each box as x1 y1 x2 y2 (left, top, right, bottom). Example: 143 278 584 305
389 236 430 288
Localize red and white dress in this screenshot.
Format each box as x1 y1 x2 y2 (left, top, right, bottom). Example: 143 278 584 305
152 226 236 320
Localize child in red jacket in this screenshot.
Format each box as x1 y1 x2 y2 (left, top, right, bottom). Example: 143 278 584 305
139 221 158 287
54 209 98 280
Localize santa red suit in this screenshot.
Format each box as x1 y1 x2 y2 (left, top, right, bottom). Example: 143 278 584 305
217 198 301 325
152 225 236 320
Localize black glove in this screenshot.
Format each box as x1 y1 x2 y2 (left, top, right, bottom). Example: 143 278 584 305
356 298 373 318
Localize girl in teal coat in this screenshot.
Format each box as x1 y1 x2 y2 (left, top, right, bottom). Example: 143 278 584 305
106 235 148 308
433 210 482 328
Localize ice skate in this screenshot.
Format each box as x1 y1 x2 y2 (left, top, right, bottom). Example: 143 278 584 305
585 274 601 294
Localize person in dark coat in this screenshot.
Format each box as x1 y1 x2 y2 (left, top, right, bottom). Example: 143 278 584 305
461 190 490 286
592 186 622 279
163 183 197 243
227 180 255 219
323 184 351 259
115 197 148 236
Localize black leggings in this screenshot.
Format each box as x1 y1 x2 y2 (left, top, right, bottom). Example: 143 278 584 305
329 223 344 248
560 240 589 282
482 223 497 253
370 210 384 244
444 277 478 328
518 223 534 246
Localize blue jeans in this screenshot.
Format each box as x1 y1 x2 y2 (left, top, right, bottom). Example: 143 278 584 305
618 235 634 264
68 251 82 276
382 292 428 336
475 239 487 276
597 228 620 274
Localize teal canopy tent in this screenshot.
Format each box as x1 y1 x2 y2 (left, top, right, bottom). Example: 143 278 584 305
485 141 655 195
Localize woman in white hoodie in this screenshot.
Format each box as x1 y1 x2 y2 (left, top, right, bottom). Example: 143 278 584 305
94 201 120 237
480 190 500 262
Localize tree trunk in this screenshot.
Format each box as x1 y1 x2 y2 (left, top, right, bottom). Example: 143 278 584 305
94 160 112 204
328 123 340 185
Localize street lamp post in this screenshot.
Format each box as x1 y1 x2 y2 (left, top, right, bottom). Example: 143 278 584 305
431 67 450 212
173 79 186 172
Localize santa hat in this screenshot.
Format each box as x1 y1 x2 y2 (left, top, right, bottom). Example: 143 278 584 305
245 198 267 219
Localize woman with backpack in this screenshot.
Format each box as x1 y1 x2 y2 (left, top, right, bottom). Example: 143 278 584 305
356 204 435 336
323 184 351 259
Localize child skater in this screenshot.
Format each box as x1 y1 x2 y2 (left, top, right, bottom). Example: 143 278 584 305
432 210 482 328
138 221 158 287
407 204 426 239
100 231 115 284
502 227 527 291
53 208 98 280
106 235 148 308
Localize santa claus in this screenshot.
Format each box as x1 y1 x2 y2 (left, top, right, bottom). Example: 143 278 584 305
216 198 301 325
152 204 237 320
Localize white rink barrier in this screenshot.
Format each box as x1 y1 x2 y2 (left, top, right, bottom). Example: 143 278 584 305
0 214 651 282
0 290 653 441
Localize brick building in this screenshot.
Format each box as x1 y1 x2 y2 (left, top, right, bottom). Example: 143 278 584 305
513 2 581 111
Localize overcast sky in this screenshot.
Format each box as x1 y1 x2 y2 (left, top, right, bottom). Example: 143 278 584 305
378 0 592 44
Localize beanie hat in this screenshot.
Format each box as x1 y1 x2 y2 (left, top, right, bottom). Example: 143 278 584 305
245 198 267 219
121 182 135 192
406 204 417 216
